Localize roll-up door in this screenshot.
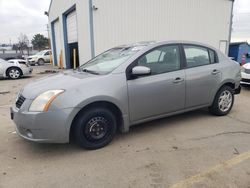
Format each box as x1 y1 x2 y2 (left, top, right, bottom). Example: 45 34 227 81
66 10 79 68
66 11 78 43
54 20 62 66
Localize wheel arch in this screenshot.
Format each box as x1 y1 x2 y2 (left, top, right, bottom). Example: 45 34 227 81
218 80 236 91
69 100 125 142
38 58 45 61
6 66 23 77
211 80 235 105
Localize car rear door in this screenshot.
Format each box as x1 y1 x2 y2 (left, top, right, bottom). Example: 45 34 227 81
127 44 185 122
183 44 221 108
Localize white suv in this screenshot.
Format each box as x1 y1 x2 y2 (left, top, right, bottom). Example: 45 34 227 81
27 50 51 65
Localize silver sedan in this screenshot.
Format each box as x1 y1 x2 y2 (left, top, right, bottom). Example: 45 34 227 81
0 58 33 79
11 41 241 149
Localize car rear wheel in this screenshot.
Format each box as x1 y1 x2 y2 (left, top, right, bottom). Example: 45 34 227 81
209 86 234 116
7 67 22 79
74 107 117 149
37 59 45 65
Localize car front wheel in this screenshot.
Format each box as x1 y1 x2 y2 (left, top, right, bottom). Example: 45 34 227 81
7 67 22 79
37 59 45 65
74 107 117 149
209 86 234 116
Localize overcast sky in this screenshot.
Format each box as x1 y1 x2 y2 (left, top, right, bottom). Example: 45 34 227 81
0 0 50 44
0 0 250 44
232 0 250 42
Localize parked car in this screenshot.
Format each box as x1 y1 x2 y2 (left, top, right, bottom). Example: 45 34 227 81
240 63 250 85
27 50 51 65
11 41 241 149
0 58 32 79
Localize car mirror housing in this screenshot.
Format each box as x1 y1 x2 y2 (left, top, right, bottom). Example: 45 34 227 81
132 66 151 76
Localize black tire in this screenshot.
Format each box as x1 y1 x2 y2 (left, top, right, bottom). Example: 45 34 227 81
37 59 45 65
209 86 234 116
74 107 117 150
7 67 22 79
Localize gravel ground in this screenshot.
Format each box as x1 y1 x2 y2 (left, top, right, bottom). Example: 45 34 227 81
1 64 250 188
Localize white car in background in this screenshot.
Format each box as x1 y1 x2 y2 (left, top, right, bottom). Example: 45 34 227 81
241 63 250 85
0 58 33 79
27 50 51 66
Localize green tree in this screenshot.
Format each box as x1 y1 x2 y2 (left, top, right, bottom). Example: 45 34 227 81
31 34 49 51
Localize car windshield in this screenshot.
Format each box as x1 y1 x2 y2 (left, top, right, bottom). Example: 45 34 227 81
36 51 45 55
79 46 143 74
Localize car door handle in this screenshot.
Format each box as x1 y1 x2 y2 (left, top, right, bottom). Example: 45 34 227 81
173 77 184 83
211 69 220 75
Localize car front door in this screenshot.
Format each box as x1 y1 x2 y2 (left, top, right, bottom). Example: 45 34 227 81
183 45 222 108
44 51 50 62
127 44 185 122
0 60 5 76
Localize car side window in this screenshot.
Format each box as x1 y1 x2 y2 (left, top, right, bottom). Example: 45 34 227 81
184 45 210 68
137 45 180 75
209 49 217 63
44 52 50 56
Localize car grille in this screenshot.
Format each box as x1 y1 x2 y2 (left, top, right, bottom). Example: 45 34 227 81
16 95 25 109
245 69 250 74
241 78 250 83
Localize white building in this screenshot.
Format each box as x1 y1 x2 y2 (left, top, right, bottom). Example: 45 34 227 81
48 0 234 69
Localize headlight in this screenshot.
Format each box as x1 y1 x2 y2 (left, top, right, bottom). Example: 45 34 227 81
29 90 64 112
241 67 245 73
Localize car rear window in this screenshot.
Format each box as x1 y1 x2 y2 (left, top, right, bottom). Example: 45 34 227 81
184 45 210 68
209 49 218 63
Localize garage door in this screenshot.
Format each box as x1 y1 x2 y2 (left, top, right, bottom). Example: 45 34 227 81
66 11 78 43
66 10 79 69
53 20 62 66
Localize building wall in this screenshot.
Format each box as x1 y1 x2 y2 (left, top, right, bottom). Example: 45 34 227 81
49 0 91 67
229 43 250 63
229 45 240 62
238 44 250 63
92 0 233 55
49 0 233 67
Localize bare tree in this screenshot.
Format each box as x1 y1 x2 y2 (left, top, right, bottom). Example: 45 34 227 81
18 33 29 55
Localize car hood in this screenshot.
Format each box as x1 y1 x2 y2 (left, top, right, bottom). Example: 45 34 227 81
22 70 102 99
243 63 250 69
28 55 38 59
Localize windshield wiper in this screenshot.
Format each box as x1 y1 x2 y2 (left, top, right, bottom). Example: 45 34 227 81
82 68 100 75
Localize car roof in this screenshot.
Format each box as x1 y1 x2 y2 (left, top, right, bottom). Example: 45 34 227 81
115 40 218 52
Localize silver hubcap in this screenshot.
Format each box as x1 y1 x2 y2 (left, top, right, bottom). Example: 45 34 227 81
9 69 20 78
218 90 232 112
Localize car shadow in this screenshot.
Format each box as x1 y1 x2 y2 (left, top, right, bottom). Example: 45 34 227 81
18 108 210 155
241 84 250 90
0 76 33 81
128 108 210 134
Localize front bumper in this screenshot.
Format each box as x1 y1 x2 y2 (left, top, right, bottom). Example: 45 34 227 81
10 102 76 143
22 67 33 76
241 72 250 85
28 60 37 65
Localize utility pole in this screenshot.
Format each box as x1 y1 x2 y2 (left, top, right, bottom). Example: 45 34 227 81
44 11 51 50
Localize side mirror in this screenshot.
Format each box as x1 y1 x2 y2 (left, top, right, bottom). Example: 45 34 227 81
132 66 151 76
